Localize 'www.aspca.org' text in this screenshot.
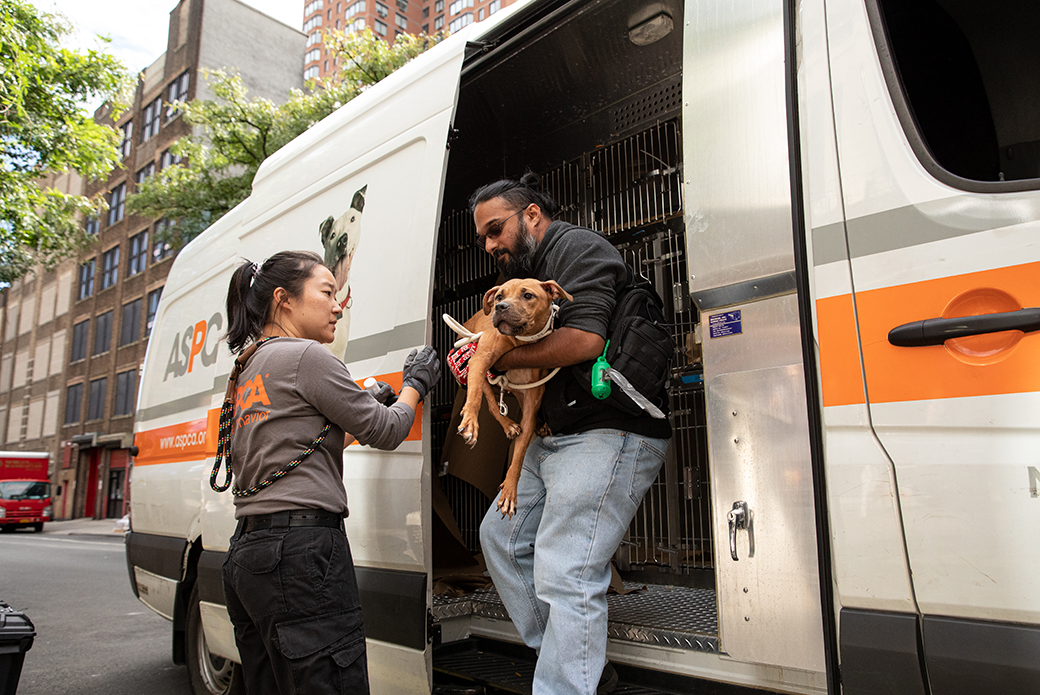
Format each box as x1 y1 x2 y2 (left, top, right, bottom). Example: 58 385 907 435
159 431 206 450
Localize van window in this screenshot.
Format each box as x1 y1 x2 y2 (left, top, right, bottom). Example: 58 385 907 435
872 0 1040 186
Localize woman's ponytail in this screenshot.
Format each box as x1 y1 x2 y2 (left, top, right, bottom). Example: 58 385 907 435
224 251 323 354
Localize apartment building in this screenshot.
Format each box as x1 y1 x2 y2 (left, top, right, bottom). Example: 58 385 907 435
0 0 304 521
303 0 519 81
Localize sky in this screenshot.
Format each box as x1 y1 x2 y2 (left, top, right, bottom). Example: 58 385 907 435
31 0 302 79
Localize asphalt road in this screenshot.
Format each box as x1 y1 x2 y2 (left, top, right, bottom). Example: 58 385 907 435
0 528 192 695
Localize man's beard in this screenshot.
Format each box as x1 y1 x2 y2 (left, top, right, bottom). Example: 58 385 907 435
494 217 539 278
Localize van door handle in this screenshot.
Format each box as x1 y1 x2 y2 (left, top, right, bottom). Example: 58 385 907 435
888 307 1040 347
727 501 752 561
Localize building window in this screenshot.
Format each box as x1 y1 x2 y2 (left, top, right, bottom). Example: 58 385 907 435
304 0 323 15
101 246 119 290
135 162 155 185
422 22 428 33
152 219 174 263
478 7 483 20
396 0 407 10
160 148 182 170
128 230 148 277
120 298 141 347
395 12 407 29
147 287 163 335
64 383 83 424
305 48 321 64
344 17 365 33
166 71 190 120
345 0 365 18
77 259 95 300
422 6 429 18
375 18 387 34
142 97 162 142
303 15 322 32
448 12 472 31
119 120 133 158
107 182 125 226
307 30 322 46
85 217 99 236
71 320 89 362
304 66 320 81
114 369 137 416
489 0 499 13
434 0 443 12
87 377 107 421
376 2 388 17
434 14 444 29
448 0 472 14
94 310 112 355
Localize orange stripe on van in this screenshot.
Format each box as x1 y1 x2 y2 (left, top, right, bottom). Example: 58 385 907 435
133 371 421 465
818 261 1040 406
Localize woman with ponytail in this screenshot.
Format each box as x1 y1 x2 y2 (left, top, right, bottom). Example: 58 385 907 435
218 250 440 694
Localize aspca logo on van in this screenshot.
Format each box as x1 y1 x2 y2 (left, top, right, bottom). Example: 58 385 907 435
164 312 223 382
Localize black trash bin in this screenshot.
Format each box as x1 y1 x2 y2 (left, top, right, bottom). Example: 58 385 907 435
0 601 35 695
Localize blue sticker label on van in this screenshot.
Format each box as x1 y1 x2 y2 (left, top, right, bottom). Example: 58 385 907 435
708 310 742 339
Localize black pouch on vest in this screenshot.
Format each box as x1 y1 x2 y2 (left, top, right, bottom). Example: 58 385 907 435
573 265 672 417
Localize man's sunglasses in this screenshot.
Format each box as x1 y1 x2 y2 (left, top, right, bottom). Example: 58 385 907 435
474 207 526 249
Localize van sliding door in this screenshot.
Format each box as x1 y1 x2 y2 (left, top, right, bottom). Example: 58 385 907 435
819 0 1040 690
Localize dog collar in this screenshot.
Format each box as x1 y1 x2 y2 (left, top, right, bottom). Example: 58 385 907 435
515 303 559 343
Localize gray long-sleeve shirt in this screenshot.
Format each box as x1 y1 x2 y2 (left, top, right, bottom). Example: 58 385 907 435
230 337 415 518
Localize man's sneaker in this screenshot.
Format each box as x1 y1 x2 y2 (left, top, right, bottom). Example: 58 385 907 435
597 662 619 694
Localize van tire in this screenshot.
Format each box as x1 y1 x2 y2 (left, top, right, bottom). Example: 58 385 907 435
32 523 43 532
186 584 245 695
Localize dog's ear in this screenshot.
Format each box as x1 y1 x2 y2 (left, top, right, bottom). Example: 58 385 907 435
318 216 334 243
482 285 501 315
541 280 573 303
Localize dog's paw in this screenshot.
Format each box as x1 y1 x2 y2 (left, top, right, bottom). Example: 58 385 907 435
457 412 479 448
497 480 519 519
504 422 522 440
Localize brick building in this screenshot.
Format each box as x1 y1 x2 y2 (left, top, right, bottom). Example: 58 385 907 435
0 0 305 521
303 0 520 81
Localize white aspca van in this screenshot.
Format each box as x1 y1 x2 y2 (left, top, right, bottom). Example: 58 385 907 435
126 0 1040 693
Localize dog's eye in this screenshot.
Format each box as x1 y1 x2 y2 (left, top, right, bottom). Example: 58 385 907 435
523 292 534 300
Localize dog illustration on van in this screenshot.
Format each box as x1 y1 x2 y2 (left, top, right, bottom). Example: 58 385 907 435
319 184 366 360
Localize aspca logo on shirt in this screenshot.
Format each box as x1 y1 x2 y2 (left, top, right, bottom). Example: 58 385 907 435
236 373 272 427
164 312 223 382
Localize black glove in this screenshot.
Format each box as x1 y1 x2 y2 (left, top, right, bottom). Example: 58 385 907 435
364 379 398 406
402 345 441 400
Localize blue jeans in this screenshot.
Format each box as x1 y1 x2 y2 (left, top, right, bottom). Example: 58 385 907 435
479 429 668 695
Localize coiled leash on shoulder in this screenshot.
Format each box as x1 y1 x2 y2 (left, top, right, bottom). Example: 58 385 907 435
209 336 332 497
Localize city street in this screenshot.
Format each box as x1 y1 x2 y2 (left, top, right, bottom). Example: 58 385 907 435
0 521 191 695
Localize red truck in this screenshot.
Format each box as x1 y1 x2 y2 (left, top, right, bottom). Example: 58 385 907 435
0 452 51 533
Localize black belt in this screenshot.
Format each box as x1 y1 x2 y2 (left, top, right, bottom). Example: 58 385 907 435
241 509 344 533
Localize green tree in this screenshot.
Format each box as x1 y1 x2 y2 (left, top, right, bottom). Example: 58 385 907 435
128 29 442 248
0 0 130 283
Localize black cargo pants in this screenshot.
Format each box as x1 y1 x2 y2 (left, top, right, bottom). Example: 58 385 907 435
223 518 369 694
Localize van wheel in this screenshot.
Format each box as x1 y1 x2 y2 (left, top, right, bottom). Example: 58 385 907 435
32 523 43 532
186 585 245 695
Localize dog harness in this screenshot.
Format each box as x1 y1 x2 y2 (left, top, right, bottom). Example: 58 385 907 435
442 305 562 416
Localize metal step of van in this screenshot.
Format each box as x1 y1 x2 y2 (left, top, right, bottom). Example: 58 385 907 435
433 637 767 695
433 583 719 653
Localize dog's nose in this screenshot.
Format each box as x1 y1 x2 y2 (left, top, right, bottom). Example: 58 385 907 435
495 301 510 313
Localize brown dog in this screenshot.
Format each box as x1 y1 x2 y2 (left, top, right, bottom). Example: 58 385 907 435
456 278 572 518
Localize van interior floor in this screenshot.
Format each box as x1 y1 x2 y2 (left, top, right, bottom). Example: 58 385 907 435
433 582 720 694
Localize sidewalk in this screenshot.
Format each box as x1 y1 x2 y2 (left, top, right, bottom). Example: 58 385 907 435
43 517 129 539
